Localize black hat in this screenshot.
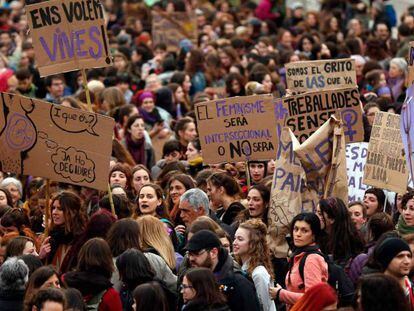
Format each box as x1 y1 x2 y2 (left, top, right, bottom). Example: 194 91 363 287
375 237 411 270
185 230 221 252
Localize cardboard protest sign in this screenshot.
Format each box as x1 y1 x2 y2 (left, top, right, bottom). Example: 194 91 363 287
363 111 408 193
268 117 348 257
408 67 414 88
152 11 197 53
0 93 114 190
346 142 369 202
195 95 279 164
401 84 414 182
281 87 364 143
285 58 357 93
26 0 112 76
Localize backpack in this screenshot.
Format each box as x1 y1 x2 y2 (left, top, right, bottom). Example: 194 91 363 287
298 250 355 307
85 290 106 311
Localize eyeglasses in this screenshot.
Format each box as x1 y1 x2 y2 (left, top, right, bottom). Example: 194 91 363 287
180 284 194 290
186 249 208 257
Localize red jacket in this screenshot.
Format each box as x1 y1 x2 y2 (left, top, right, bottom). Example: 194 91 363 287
99 288 122 311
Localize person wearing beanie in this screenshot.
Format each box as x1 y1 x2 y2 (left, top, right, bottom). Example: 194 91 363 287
0 257 29 310
374 237 414 309
182 230 260 311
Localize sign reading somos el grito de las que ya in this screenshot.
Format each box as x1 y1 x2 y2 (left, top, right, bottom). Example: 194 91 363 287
26 0 112 76
195 95 279 164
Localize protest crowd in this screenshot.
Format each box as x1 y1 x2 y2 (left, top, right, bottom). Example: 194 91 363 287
1 0 414 310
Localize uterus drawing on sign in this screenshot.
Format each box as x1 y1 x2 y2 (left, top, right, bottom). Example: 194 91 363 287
0 94 37 174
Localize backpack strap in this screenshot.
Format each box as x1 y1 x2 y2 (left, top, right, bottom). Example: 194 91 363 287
298 250 325 289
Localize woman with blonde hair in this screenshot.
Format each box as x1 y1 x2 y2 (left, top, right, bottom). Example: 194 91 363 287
136 215 177 271
233 218 276 311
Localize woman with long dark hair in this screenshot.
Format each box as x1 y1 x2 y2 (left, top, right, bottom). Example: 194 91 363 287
133 282 169 311
233 184 270 229
207 172 244 225
38 191 87 273
116 249 176 311
134 184 170 221
269 213 328 309
63 238 122 310
316 197 364 266
181 267 230 311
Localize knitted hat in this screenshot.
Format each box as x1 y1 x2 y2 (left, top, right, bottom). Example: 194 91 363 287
0 257 29 291
185 230 221 252
138 91 155 104
375 237 411 270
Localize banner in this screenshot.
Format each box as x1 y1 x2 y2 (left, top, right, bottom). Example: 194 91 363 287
281 87 364 143
285 58 357 93
401 84 414 183
268 117 348 257
152 11 197 53
363 111 408 193
0 93 114 190
195 94 279 164
346 142 369 202
26 0 112 76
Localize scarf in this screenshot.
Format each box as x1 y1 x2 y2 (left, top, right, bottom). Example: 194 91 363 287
48 226 74 264
397 215 414 235
138 107 162 126
125 134 146 165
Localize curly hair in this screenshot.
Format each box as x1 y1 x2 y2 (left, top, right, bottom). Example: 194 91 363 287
236 219 274 279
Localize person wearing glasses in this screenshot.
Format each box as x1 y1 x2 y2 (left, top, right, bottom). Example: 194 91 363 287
183 229 260 311
181 267 230 311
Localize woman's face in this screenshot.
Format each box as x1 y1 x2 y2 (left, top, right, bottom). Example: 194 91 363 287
233 227 250 258
281 31 292 47
219 51 231 68
0 190 8 206
363 193 379 216
183 75 192 93
302 38 313 52
175 86 185 103
169 179 187 206
110 170 127 188
220 237 231 253
231 79 241 94
23 241 38 256
181 276 196 303
403 198 414 227
185 142 199 161
114 56 127 71
396 193 403 213
389 63 402 79
262 74 273 93
315 204 334 231
180 122 197 143
293 220 314 248
330 17 339 30
247 189 265 218
141 98 155 113
129 118 145 140
51 200 65 226
139 186 161 216
349 204 366 230
206 182 221 205
5 183 20 205
249 163 266 183
366 107 380 126
321 44 331 58
307 13 317 27
133 169 150 194
41 274 60 289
